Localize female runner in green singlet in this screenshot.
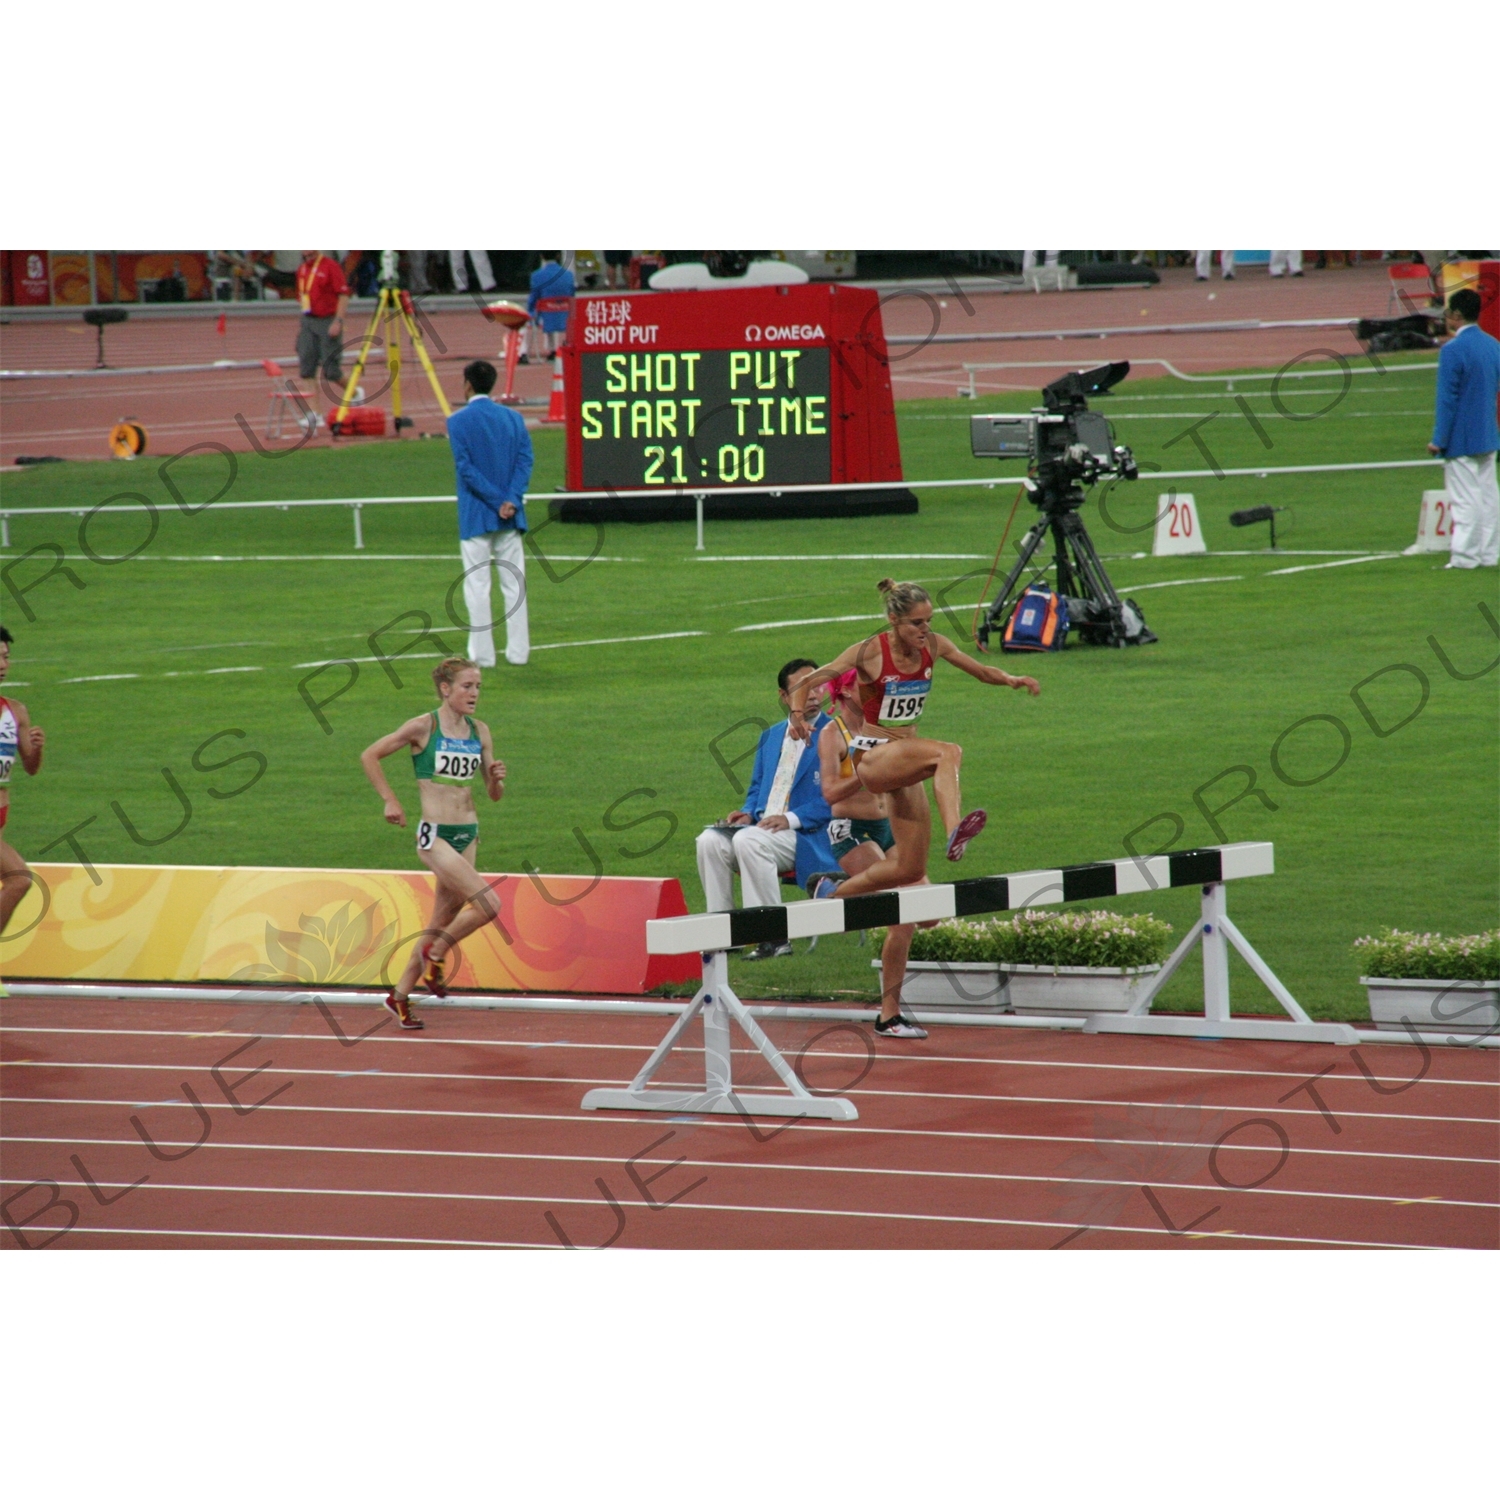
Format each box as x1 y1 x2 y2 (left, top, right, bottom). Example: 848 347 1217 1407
360 657 505 1030
789 579 1039 899
0 625 45 943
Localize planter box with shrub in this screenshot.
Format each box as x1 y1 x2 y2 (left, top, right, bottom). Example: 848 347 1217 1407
881 909 1172 1016
1354 928 1500 1034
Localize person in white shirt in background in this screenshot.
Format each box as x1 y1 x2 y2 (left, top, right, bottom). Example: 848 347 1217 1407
696 659 838 959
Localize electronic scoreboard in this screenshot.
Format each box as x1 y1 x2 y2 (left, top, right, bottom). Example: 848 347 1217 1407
557 282 912 521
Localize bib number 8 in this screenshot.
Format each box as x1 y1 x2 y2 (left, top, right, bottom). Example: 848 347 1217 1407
417 821 435 851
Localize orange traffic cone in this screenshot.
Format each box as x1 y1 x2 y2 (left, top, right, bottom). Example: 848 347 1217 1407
542 351 566 424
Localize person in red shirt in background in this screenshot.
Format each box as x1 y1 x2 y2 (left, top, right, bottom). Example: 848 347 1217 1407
295 250 350 385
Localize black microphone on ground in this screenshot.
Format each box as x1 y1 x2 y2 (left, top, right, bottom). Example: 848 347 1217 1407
1230 504 1287 549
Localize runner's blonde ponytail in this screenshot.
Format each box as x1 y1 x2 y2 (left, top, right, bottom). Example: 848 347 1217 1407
876 579 932 619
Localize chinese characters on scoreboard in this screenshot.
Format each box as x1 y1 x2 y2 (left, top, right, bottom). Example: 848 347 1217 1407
578 346 834 489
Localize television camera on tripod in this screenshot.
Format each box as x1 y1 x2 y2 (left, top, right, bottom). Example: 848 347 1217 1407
972 361 1157 650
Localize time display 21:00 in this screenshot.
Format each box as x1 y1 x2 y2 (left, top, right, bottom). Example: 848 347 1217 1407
577 347 832 490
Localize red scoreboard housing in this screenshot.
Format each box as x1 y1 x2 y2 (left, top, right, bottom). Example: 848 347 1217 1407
555 282 915 522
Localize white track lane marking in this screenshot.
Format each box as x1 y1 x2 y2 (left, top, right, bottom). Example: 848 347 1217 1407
6 1060 1491 1126
5 1097 1492 1167
0 1177 1445 1250
1110 576 1243 592
6 1225 550 1248
733 612 883 632
6 1024 1495 1088
11 1135 1493 1211
1267 554 1404 576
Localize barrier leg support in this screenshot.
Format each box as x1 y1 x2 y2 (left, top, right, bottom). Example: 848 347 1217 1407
580 950 858 1121
1087 882 1360 1045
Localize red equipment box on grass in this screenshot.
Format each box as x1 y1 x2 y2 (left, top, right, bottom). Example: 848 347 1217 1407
555 282 915 522
328 406 386 437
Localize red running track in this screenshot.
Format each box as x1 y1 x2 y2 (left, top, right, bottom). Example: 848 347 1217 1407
3 994 1495 1250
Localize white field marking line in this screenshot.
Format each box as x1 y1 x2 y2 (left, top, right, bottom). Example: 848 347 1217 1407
1266 553 1405 576
7 1025 1496 1089
57 673 139 684
10 1060 1491 1128
6 1098 1492 1167
699 554 990 562
735 613 886 633
147 641 274 654
292 653 445 668
1111 576 1243 592
16 1136 1492 1212
531 630 707 651
0 1178 1444 1251
15 1225 551 1249
161 667 265 678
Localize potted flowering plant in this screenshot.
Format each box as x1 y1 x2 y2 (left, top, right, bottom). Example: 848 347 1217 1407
878 909 1172 1014
1355 929 1499 1034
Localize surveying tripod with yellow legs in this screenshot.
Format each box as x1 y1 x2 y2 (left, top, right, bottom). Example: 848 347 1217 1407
332 251 452 436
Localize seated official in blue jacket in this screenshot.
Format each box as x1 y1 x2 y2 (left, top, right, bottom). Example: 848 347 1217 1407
1428 287 1500 570
448 359 535 666
696 658 837 959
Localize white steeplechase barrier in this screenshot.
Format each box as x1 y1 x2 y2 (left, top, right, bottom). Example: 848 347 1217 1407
579 840 1359 1123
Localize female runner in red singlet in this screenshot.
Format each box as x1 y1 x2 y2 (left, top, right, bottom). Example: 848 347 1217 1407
0 625 45 940
788 579 1038 898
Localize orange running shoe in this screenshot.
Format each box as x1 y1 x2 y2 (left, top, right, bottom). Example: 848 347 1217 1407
383 989 424 1031
420 941 448 998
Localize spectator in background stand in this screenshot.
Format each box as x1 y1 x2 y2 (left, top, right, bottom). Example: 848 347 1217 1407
1196 251 1234 281
1429 288 1500 570
450 251 497 294
528 252 576 358
604 250 632 289
1268 250 1304 278
449 359 535 666
295 251 350 386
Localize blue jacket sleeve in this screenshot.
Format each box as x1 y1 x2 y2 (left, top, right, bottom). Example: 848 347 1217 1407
509 421 535 511
450 418 505 508
741 726 776 818
787 717 832 832
1432 340 1462 455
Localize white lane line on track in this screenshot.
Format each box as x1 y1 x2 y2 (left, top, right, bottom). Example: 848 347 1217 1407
532 630 707 651
1111 576 1243 592
734 613 884 632
9 1225 550 1249
13 1134 1492 1211
699 554 990 562
7 1060 1491 1127
1267 553 1404 576
0 1178 1445 1250
7 1025 1495 1088
6 1098 1492 1167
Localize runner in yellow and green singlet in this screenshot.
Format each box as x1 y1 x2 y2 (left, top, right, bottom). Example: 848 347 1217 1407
360 657 506 1030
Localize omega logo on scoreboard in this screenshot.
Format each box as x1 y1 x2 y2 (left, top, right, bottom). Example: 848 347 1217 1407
578 346 832 489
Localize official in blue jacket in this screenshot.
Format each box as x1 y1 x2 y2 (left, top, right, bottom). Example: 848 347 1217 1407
1429 288 1500 569
696 659 838 958
448 359 535 665
528 253 575 359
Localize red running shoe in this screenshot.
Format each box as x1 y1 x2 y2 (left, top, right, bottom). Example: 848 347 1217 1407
946 809 988 862
383 989 424 1031
420 942 448 998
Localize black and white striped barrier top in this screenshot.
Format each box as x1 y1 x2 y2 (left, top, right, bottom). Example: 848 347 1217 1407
647 841 1274 955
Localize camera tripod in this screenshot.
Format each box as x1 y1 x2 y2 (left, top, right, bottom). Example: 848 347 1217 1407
333 258 452 434
979 492 1155 649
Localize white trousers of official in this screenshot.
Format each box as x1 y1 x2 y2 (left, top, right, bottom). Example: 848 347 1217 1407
461 529 529 665
450 251 496 293
695 825 797 913
1021 250 1060 273
1268 250 1303 277
1445 453 1500 568
1196 250 1235 279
